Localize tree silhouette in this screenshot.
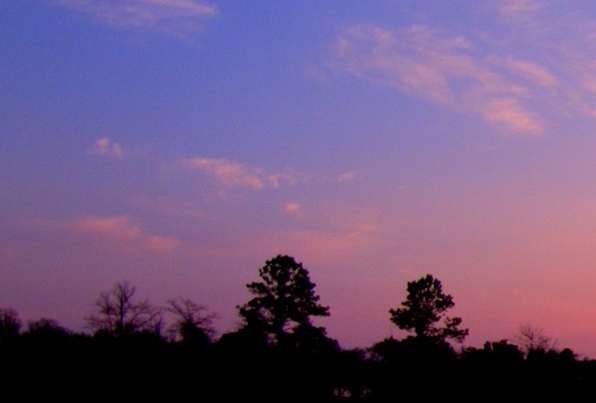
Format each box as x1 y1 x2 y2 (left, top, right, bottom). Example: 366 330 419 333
236 254 331 350
512 323 556 356
4 269 596 401
166 297 217 345
389 274 468 344
85 280 163 337
0 308 21 344
23 318 72 341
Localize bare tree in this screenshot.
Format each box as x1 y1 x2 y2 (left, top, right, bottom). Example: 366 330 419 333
85 280 163 337
511 324 557 355
166 297 217 343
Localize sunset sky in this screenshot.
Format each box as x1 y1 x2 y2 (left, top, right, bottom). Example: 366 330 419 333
6 0 596 358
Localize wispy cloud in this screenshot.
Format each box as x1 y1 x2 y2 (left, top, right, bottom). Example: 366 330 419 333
91 137 123 157
498 0 542 18
331 24 549 135
181 157 298 190
70 215 181 252
336 171 357 182
481 98 543 134
499 57 558 88
51 0 218 36
264 223 383 267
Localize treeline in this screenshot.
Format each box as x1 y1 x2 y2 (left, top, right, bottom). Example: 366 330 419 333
2 254 596 401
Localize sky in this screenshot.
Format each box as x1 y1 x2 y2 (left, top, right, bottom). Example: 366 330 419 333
6 0 596 358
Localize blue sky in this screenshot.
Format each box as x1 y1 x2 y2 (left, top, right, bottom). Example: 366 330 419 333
5 0 596 357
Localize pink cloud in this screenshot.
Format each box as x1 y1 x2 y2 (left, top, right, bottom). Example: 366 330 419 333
285 202 301 214
332 24 549 135
501 58 558 87
52 0 217 36
481 98 543 135
498 0 542 18
71 216 181 253
265 224 382 267
181 156 298 190
182 157 265 189
336 172 357 182
92 137 122 158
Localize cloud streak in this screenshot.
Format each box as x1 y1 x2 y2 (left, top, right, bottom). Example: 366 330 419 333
52 0 218 36
181 157 298 190
498 0 542 18
70 216 181 252
336 172 357 182
332 24 551 135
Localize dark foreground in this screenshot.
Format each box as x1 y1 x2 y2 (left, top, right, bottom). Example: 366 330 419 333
3 334 596 402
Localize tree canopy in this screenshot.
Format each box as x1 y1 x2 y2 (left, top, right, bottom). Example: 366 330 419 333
236 254 332 350
389 274 468 344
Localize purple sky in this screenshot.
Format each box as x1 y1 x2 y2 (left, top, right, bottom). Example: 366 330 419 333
5 0 596 358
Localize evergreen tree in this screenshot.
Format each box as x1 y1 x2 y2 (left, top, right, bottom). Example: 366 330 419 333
389 274 468 344
237 254 332 350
